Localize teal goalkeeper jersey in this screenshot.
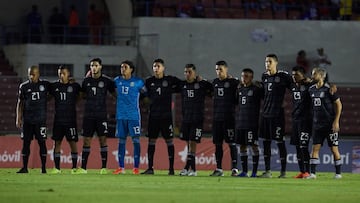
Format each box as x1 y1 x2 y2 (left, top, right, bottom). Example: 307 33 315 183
114 75 145 120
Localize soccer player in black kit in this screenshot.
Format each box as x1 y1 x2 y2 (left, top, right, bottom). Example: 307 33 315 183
75 58 116 175
49 66 81 174
307 67 342 179
236 68 264 178
16 65 50 173
141 59 181 175
259 54 292 178
290 66 312 179
210 61 239 177
178 64 212 176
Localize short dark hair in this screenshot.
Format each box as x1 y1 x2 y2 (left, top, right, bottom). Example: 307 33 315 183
215 60 227 66
242 68 254 75
266 54 278 62
90 57 102 65
121 60 135 73
185 63 196 70
292 66 305 75
153 58 164 65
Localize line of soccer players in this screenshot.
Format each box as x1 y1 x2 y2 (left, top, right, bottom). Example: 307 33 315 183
15 54 342 179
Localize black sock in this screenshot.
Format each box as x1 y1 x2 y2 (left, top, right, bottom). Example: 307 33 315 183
215 144 223 169
54 152 61 169
190 153 196 171
263 140 271 171
310 158 319 174
240 153 248 173
229 143 238 169
148 143 155 169
21 140 31 169
277 142 287 173
81 147 90 170
39 141 47 171
167 142 174 171
252 154 259 174
335 159 342 174
100 146 108 168
185 153 191 170
296 146 304 173
71 152 78 169
302 147 310 173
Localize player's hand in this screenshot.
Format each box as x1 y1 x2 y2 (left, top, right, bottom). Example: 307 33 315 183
332 121 340 133
16 119 22 129
85 70 92 78
330 84 337 95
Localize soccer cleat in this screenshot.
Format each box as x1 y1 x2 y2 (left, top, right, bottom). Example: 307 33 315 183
258 171 272 178
71 168 78 174
237 171 249 177
168 169 175 175
278 171 286 178
49 168 61 174
41 168 47 174
334 174 342 179
209 169 224 176
187 170 197 176
302 172 310 179
179 169 189 176
100 168 108 175
16 168 28 174
294 172 304 179
250 172 257 178
132 168 140 175
113 168 125 175
141 168 154 175
306 173 317 179
73 168 88 174
231 168 239 176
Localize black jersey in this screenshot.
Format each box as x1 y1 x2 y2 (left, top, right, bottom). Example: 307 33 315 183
212 77 239 121
291 81 312 121
180 79 213 123
50 81 81 124
309 83 340 130
144 75 181 119
236 83 264 129
261 70 292 118
81 75 115 119
18 79 50 124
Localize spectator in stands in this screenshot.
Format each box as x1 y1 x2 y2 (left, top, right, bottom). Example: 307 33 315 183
193 0 205 18
340 0 352 20
48 7 67 44
177 0 193 18
316 48 332 70
27 5 43 43
88 4 104 44
329 0 340 20
296 50 310 74
68 5 80 44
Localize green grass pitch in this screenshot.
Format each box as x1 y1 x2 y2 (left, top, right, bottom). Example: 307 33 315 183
1 169 359 203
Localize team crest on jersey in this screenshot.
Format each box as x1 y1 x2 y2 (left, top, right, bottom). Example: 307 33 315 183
320 92 325 98
300 85 306 91
194 83 200 89
55 88 59 92
130 82 135 87
247 90 253 96
224 82 230 88
39 85 45 91
98 81 104 88
275 76 280 83
27 89 31 92
162 80 168 87
67 86 73 92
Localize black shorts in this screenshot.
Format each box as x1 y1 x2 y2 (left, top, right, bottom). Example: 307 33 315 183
180 121 203 143
236 128 259 146
21 122 47 141
312 128 339 147
147 118 174 139
82 117 109 137
212 120 236 144
52 123 78 142
290 119 311 147
260 116 285 141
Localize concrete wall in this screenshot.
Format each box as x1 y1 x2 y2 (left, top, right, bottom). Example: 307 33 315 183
136 17 360 83
3 44 137 78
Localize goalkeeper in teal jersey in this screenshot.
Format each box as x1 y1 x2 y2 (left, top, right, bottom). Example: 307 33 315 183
113 60 145 175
